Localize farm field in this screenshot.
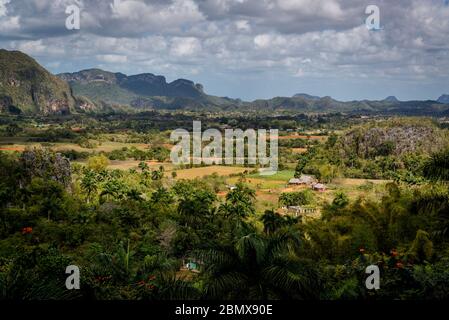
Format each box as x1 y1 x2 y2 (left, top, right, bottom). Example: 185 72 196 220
108 160 173 171
247 170 295 181
173 165 249 179
4 129 392 217
0 138 150 153
291 148 308 154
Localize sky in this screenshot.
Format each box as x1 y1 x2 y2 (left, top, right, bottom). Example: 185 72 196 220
0 0 448 101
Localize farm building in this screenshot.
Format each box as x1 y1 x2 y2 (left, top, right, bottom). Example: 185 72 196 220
288 175 316 185
285 206 317 217
312 183 327 192
181 258 201 273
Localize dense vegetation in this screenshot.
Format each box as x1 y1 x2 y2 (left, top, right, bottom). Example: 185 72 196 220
0 139 448 299
295 119 449 182
0 50 75 114
0 110 448 300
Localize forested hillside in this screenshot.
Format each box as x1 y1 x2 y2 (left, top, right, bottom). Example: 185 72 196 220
0 50 75 115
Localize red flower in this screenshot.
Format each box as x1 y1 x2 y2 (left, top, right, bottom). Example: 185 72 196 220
138 280 146 286
359 248 365 253
390 249 398 257
21 227 33 235
395 262 404 269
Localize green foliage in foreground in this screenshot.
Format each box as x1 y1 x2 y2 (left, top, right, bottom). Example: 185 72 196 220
1 148 449 300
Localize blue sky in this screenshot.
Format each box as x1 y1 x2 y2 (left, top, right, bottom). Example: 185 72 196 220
1 0 448 101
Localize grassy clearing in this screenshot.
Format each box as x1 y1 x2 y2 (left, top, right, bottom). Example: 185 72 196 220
247 170 295 181
226 176 287 190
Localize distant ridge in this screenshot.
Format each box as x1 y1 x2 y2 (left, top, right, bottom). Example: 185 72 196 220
437 94 449 104
1 50 449 116
58 69 205 99
58 68 240 110
384 96 400 102
293 93 321 100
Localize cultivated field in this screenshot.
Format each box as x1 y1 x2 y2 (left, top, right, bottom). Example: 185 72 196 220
0 135 390 219
173 166 249 179
0 137 150 153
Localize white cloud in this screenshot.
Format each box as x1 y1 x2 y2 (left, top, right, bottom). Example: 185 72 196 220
1 0 449 99
0 15 20 32
170 37 201 57
17 40 47 55
106 0 204 37
277 0 343 19
0 0 9 17
235 20 250 31
96 54 128 63
17 39 65 56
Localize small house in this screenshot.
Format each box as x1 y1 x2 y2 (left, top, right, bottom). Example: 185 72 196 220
288 175 315 185
284 206 317 218
182 258 201 273
288 178 301 185
186 262 198 271
312 183 326 192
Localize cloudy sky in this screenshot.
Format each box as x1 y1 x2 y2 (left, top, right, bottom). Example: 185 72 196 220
1 0 448 101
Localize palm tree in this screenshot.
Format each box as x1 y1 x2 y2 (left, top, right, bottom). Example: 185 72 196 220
85 241 196 300
127 188 142 201
261 210 297 235
138 161 149 172
80 170 98 203
219 183 255 219
423 148 449 181
151 187 173 204
99 179 128 203
0 261 79 300
178 190 216 227
151 169 164 181
195 227 320 300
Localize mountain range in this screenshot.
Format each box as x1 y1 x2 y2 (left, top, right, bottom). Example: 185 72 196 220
58 68 241 111
1 49 449 116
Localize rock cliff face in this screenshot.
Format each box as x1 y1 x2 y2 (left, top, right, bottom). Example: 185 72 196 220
339 121 449 159
0 49 76 115
57 68 241 111
58 69 206 102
